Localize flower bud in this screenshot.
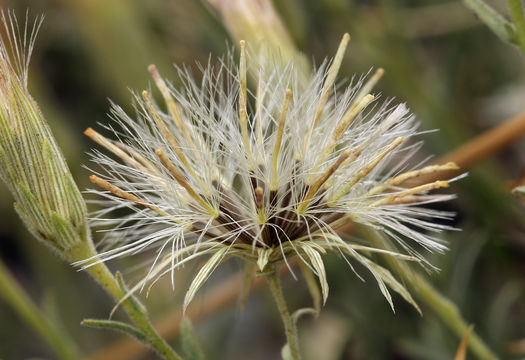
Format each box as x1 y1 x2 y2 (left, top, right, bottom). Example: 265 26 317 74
0 12 89 257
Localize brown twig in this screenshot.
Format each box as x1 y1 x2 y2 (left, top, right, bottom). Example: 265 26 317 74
507 338 525 355
408 110 525 186
454 324 475 360
439 110 525 169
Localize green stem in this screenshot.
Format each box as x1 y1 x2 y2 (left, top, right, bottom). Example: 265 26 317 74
0 258 79 360
266 268 300 360
463 0 515 44
68 241 182 360
361 227 498 360
507 0 525 54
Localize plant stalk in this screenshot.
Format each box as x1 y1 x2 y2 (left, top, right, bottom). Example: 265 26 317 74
0 258 79 360
266 268 300 360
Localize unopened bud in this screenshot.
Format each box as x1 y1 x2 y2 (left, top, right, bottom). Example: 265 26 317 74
0 12 90 258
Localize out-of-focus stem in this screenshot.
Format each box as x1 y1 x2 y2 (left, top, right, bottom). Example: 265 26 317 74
462 0 515 44
439 110 525 168
0 258 79 360
507 0 525 54
267 268 300 360
361 227 499 360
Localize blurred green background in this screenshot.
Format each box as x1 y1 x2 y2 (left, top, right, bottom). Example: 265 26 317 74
1 0 525 359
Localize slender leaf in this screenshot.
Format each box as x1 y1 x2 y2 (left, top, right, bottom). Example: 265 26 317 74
366 260 421 314
183 247 228 311
81 318 146 343
292 307 317 325
115 271 146 315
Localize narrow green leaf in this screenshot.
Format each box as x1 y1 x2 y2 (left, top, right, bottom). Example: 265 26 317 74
183 247 229 311
180 317 205 360
81 318 147 343
115 271 146 315
504 22 519 43
292 307 317 325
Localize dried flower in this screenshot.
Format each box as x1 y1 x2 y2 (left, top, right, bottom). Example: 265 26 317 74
83 34 458 311
0 11 90 257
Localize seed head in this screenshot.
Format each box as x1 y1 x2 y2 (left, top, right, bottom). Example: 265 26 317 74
83 35 458 311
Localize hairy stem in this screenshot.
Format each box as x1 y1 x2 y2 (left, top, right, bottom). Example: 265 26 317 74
0 258 79 360
361 226 498 360
68 241 182 360
266 268 300 360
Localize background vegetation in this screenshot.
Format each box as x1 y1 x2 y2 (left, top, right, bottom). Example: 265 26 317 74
1 0 524 359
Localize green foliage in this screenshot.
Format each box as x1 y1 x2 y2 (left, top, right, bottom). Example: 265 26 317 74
1 1 525 359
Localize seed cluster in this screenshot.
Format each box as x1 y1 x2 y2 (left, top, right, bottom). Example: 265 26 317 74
83 34 457 309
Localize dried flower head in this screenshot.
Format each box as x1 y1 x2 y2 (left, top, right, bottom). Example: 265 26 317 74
0 11 90 257
83 34 458 311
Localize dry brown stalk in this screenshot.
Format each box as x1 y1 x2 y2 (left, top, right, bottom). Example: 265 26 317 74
440 110 525 168
507 338 525 355
422 111 525 182
406 109 525 186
